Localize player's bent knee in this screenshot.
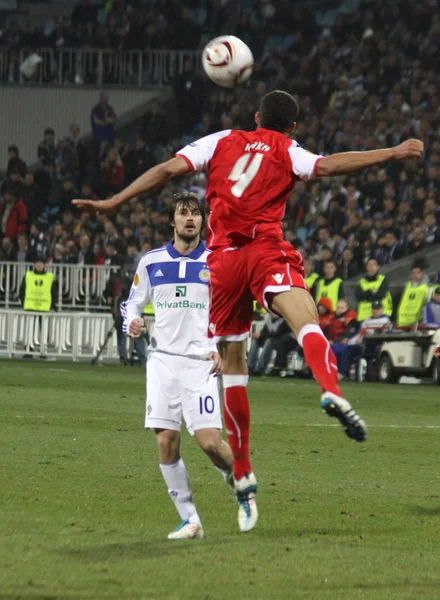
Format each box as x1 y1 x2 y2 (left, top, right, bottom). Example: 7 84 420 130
195 428 222 456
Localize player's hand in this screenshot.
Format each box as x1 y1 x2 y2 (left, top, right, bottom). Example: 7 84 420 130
72 197 120 214
207 351 222 376
129 318 146 338
434 345 440 358
393 139 424 161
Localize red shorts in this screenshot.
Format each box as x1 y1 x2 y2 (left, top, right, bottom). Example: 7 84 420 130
207 237 307 343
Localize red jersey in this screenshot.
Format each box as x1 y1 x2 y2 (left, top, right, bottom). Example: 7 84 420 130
177 128 322 249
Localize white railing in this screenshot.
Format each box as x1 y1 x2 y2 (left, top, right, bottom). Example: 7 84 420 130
0 47 202 86
0 309 155 361
0 262 120 311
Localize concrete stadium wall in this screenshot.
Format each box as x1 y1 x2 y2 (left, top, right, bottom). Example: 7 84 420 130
0 85 169 169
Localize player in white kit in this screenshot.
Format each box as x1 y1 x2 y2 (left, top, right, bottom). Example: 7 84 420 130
121 192 233 540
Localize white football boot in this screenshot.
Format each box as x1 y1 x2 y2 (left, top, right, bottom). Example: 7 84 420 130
234 472 258 533
321 391 367 442
167 520 204 540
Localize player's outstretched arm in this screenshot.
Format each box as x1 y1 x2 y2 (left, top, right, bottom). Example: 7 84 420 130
315 139 424 177
72 156 190 214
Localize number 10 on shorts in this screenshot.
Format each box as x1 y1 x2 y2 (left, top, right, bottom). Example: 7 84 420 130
199 395 214 414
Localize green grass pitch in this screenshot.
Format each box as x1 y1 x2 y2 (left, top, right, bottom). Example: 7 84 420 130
1 360 440 600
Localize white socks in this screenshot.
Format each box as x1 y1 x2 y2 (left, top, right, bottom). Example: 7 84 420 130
160 458 201 526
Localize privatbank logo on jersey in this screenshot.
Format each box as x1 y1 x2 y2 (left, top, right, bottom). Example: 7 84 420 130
272 273 284 284
175 285 187 297
198 268 210 283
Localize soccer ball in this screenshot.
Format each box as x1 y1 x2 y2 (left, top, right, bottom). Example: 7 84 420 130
202 36 254 88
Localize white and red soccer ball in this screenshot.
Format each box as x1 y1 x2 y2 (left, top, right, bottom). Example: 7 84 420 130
202 36 254 88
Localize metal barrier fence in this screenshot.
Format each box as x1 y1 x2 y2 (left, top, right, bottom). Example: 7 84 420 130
0 47 202 86
0 262 120 311
0 309 154 361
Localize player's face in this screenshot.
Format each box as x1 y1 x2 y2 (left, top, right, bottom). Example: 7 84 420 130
173 203 203 242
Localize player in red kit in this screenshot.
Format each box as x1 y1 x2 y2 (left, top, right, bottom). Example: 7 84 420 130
74 90 424 533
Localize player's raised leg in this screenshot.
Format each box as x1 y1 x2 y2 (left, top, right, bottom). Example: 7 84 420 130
270 288 367 442
219 341 258 532
156 429 204 540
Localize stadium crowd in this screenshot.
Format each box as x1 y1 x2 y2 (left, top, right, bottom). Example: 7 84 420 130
1 0 439 279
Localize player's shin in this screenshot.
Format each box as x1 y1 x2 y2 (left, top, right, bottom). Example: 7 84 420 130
160 458 202 526
222 375 252 480
297 324 341 396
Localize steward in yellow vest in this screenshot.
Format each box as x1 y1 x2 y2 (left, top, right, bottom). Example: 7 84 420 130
315 260 344 312
397 265 429 326
355 257 393 322
143 301 155 315
304 258 319 299
20 259 55 312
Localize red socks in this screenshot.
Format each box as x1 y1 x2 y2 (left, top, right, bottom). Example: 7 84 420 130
223 375 251 480
298 324 342 396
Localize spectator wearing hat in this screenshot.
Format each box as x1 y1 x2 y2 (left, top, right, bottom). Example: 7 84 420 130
396 262 430 327
355 257 393 322
6 144 28 178
422 287 440 327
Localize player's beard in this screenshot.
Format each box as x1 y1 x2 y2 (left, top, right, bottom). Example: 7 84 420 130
177 226 200 244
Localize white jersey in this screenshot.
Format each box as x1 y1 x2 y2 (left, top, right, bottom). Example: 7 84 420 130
121 241 216 358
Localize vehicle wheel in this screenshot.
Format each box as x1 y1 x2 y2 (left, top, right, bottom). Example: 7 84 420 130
378 354 399 384
432 358 440 386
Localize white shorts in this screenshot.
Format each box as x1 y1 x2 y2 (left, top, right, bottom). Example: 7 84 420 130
145 352 222 435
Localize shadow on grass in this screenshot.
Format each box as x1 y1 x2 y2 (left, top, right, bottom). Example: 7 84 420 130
57 537 233 562
408 505 440 516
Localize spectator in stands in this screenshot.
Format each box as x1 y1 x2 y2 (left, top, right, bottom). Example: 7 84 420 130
77 233 95 265
338 247 360 280
406 226 426 255
71 0 98 32
328 299 360 379
375 229 405 265
0 187 28 239
55 137 79 181
104 242 123 268
0 236 15 261
247 313 284 376
317 297 334 339
37 128 57 167
28 222 48 258
174 57 204 135
423 286 440 327
355 257 393 322
423 213 440 245
102 148 125 195
141 98 169 148
396 261 430 327
64 240 78 264
13 232 36 263
91 92 117 148
315 259 344 312
22 173 45 224
7 145 27 178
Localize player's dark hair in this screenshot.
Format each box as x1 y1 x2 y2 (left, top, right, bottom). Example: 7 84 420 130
259 90 299 133
169 192 206 227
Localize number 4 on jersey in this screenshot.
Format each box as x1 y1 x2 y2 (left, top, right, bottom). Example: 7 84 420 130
228 152 264 198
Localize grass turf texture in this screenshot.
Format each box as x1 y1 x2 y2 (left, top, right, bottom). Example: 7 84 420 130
1 360 440 600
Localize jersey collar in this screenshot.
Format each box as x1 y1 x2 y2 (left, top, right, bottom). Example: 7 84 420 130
166 240 206 260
